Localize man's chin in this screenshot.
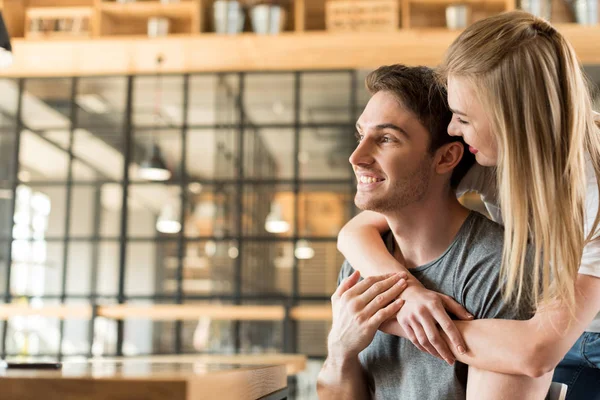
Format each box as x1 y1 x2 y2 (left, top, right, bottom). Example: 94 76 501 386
354 198 385 213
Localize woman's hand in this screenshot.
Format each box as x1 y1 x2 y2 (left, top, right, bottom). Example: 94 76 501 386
396 281 474 365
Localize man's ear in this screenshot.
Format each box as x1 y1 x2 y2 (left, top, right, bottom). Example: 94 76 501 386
434 142 464 176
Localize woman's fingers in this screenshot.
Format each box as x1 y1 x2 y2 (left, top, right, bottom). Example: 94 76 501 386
419 315 455 365
439 295 471 354
401 323 428 353
441 294 473 321
411 321 444 361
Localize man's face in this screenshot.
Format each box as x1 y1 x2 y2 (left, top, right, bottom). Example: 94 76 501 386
350 91 434 213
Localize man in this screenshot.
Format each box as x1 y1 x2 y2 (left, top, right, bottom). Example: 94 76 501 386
317 65 550 399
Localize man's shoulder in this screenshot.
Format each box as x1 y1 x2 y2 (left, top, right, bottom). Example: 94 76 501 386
459 212 505 259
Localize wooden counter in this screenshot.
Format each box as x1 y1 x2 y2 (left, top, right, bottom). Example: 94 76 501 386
0 360 288 400
95 354 307 376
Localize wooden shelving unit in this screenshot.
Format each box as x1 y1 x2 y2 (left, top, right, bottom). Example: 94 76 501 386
96 0 201 36
0 1 596 76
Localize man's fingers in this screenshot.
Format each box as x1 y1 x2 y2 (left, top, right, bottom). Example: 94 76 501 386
332 270 360 300
420 316 455 365
431 305 467 356
441 295 473 321
360 274 407 310
370 299 405 327
344 273 395 298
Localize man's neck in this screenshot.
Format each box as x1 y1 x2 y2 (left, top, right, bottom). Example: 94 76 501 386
384 191 471 269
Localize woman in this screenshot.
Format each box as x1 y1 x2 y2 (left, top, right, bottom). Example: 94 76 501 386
338 11 600 398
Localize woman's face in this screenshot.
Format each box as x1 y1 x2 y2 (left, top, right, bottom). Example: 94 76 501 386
447 76 499 167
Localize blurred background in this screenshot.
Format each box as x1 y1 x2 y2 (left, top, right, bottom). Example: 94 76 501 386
0 0 598 398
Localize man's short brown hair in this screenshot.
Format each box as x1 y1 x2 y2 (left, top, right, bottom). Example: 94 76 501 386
365 64 474 188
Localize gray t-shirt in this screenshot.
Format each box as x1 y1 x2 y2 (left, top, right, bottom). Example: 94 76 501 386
337 212 533 400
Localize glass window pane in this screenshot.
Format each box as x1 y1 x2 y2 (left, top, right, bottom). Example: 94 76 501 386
133 75 185 129
131 129 182 183
243 184 294 238
243 241 291 296
187 184 238 238
77 76 128 131
25 185 66 238
187 129 237 180
122 300 157 355
299 127 355 180
62 299 91 356
96 241 120 297
298 241 342 297
299 183 356 237
73 128 123 182
297 319 329 357
245 73 294 125
69 186 100 238
6 313 61 356
22 78 72 131
301 72 352 124
125 241 173 297
127 184 181 239
66 242 93 295
244 128 293 180
21 130 69 182
181 300 235 353
188 75 218 126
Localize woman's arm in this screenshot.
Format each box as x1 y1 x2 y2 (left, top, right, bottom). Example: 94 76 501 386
449 273 600 377
381 274 600 376
337 210 404 276
338 210 473 364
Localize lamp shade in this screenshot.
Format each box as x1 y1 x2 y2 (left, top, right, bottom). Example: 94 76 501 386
265 203 289 233
156 203 181 234
139 143 171 181
0 12 12 69
294 239 315 260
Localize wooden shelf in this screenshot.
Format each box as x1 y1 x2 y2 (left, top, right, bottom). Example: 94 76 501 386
2 24 598 77
407 0 510 4
99 1 198 20
26 6 94 19
0 304 92 319
97 304 287 321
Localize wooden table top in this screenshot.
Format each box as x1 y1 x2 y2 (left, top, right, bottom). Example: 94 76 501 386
95 353 307 376
0 360 287 400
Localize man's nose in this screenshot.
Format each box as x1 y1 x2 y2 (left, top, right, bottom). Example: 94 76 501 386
349 139 375 167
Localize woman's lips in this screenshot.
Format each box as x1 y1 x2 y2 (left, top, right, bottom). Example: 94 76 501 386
468 146 478 155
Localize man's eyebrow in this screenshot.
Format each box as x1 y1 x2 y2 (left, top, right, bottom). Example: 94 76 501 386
375 123 409 138
449 107 467 116
355 122 409 138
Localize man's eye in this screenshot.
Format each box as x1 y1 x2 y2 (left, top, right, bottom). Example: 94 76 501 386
355 133 363 142
381 136 391 143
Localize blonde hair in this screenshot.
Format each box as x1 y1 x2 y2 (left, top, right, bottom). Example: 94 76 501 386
439 11 600 312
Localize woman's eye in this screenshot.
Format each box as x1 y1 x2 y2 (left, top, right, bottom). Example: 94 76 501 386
457 117 469 125
355 133 363 142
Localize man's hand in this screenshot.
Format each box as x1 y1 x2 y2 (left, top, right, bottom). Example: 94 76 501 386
393 281 474 365
328 270 407 361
